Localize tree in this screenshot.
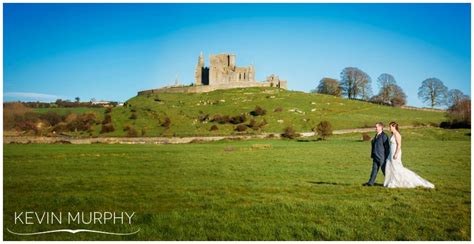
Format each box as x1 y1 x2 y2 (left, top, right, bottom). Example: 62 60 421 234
376 73 396 103
447 89 469 107
314 77 342 96
389 84 407 107
418 78 448 108
371 74 407 107
340 67 372 100
75 97 80 103
444 98 471 128
315 121 333 140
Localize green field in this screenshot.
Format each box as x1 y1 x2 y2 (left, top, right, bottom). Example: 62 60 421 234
32 88 446 137
3 127 470 240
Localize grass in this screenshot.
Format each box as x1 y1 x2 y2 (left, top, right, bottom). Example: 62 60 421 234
3 127 470 240
33 87 446 137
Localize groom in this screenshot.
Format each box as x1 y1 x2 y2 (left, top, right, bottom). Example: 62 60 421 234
363 122 390 186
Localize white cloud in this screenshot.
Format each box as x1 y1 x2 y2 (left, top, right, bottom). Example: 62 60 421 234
4 92 63 101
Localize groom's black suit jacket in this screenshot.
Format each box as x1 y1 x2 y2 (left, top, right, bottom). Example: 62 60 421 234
371 131 390 163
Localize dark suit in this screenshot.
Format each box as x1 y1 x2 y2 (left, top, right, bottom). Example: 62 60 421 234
368 131 390 185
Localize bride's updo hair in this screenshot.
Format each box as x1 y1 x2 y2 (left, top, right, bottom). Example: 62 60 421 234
389 121 400 132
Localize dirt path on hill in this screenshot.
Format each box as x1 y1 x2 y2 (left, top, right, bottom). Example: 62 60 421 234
3 125 430 145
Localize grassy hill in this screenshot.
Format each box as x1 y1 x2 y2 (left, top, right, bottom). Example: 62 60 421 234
32 87 446 137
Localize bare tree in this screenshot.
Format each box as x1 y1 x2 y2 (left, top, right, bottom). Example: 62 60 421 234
445 98 471 128
371 73 407 106
376 73 396 103
389 84 407 107
418 78 448 108
314 77 342 96
447 89 469 107
340 67 372 100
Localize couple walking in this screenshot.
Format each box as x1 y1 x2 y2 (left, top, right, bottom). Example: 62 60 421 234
363 122 435 188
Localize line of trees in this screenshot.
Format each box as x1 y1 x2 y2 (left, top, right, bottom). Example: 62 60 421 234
313 67 469 109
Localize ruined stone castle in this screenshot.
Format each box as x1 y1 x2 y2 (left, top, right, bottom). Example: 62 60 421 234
138 52 287 95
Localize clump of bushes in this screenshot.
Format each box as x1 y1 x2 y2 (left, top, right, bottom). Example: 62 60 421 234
40 111 63 127
161 117 171 128
66 113 97 132
247 119 267 130
235 124 248 132
124 126 138 137
229 114 247 124
129 113 137 120
209 125 219 131
441 98 471 129
315 121 333 140
250 106 267 116
281 126 300 139
100 123 114 133
211 114 230 124
102 114 112 124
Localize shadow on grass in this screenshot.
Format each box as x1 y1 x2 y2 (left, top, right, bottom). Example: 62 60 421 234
307 181 384 187
297 138 322 142
307 181 351 186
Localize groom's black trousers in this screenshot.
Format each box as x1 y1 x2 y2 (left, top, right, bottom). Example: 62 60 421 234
368 158 386 185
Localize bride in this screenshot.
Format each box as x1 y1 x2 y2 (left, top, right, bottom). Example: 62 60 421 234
383 122 435 188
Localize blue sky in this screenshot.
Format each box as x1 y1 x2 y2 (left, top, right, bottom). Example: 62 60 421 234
4 3 471 107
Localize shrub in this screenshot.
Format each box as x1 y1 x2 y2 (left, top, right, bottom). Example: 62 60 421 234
198 113 209 122
210 125 219 131
250 106 267 116
11 112 40 132
444 98 470 128
161 117 171 128
229 114 247 124
66 113 97 132
235 124 247 132
141 128 146 136
315 121 333 140
258 119 268 129
105 107 113 114
362 133 372 141
274 107 283 112
102 114 112 124
100 123 115 133
247 119 258 130
4 102 32 130
211 114 230 124
281 126 300 139
39 111 63 127
266 133 275 138
126 127 138 137
15 119 38 133
52 122 69 133
129 113 137 120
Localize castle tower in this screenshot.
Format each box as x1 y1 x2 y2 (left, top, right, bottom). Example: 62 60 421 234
248 64 255 82
195 51 204 85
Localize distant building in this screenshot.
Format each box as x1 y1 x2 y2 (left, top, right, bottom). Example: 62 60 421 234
138 52 287 95
91 100 119 107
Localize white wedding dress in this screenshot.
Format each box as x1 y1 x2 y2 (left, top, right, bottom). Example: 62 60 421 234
383 135 435 188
